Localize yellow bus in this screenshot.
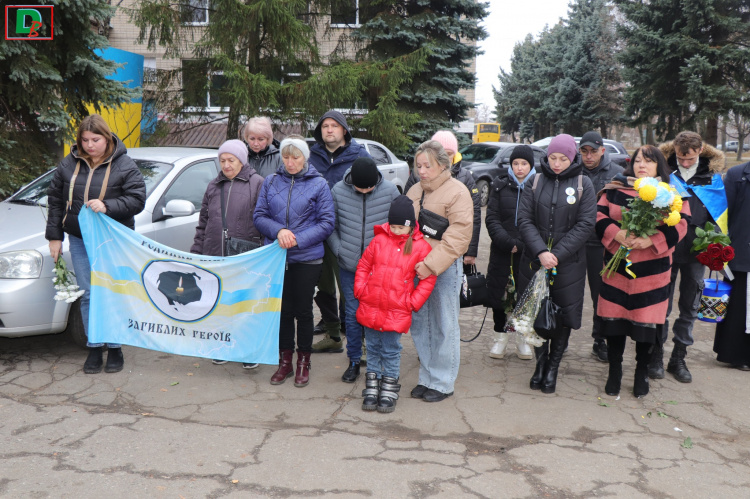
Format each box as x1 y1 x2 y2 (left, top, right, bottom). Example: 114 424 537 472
473 122 501 143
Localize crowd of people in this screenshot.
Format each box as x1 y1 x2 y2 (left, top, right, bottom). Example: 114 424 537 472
45 113 750 412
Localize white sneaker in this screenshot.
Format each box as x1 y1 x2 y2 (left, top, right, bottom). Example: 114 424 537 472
516 334 533 360
489 332 509 359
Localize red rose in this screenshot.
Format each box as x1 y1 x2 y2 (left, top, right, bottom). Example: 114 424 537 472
707 243 722 258
709 259 725 271
697 252 711 266
722 245 735 262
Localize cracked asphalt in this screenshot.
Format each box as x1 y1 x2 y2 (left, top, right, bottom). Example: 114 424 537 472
2 210 749 498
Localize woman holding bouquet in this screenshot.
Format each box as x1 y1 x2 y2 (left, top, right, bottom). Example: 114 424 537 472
596 145 689 397
517 134 597 394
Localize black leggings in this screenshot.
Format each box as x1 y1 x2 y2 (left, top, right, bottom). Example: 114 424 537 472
606 336 651 365
280 263 322 352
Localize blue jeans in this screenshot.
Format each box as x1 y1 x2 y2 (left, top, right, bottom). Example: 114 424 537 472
339 269 363 362
410 258 462 394
365 327 402 379
68 235 120 349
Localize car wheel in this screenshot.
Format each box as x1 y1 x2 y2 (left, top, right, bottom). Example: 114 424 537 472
476 180 490 207
64 300 88 348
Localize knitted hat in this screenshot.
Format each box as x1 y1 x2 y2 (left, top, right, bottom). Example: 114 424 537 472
218 139 249 166
579 131 604 149
431 130 458 154
350 157 379 189
547 134 577 163
509 145 535 166
279 137 310 160
388 195 416 228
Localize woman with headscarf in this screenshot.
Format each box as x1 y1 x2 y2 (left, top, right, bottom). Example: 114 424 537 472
486 145 536 360
517 134 597 394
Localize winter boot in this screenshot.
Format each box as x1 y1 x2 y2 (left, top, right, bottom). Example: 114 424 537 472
633 342 651 397
667 343 692 383
529 342 549 390
516 333 533 360
648 341 665 379
362 372 379 411
83 347 103 374
294 351 311 387
489 332 509 359
541 330 570 394
592 338 609 363
341 360 361 383
270 349 294 385
104 347 124 373
377 376 401 413
604 336 626 396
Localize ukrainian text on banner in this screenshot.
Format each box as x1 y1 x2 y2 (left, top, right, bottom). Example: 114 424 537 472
78 208 285 364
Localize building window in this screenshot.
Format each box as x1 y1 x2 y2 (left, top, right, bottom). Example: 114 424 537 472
144 57 157 84
331 0 374 27
182 0 209 25
182 59 228 110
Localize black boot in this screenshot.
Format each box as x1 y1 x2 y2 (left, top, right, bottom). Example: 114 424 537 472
341 360 361 383
648 341 665 379
83 347 103 374
377 376 400 413
104 347 124 373
666 342 692 383
541 330 570 394
529 342 549 390
604 336 626 396
362 372 379 411
634 342 651 397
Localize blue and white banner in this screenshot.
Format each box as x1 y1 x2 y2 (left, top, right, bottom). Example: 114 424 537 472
78 208 285 364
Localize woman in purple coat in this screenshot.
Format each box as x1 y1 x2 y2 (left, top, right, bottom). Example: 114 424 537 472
253 135 335 388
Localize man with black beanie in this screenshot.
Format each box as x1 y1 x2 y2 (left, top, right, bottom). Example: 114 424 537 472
308 110 372 353
579 131 624 362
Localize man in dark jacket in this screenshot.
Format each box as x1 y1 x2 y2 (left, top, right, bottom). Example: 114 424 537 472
579 131 624 362
652 132 726 383
308 110 372 353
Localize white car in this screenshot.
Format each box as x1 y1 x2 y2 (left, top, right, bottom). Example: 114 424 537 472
0 147 220 345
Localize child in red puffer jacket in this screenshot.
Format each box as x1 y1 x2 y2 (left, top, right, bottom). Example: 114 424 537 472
354 195 436 413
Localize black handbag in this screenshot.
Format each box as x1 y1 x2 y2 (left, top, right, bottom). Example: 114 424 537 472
533 285 564 340
460 264 489 308
221 183 261 256
418 191 449 240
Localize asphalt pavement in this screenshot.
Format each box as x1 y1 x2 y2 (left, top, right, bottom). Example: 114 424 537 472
1 209 749 498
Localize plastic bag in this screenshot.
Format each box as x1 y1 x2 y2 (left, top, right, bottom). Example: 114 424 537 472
504 267 548 347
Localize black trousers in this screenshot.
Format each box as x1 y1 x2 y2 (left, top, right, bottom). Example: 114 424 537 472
585 245 605 339
280 262 322 352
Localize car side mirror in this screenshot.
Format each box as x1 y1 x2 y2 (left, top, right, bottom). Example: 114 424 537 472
162 199 196 218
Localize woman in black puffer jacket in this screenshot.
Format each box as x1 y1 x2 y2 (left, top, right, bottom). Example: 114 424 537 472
45 114 146 375
486 145 536 361
517 134 597 394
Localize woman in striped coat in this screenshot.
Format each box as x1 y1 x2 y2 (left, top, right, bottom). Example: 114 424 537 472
596 145 689 398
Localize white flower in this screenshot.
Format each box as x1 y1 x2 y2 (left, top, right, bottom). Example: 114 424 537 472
65 297 78 303
53 295 65 301
66 284 79 291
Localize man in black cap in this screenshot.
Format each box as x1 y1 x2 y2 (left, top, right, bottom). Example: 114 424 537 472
579 131 624 362
308 110 372 353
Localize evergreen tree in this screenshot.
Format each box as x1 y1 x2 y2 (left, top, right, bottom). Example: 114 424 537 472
129 0 426 154
615 0 750 144
352 0 489 148
0 1 132 198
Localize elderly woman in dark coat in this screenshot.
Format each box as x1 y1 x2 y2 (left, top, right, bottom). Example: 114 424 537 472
486 145 536 360
517 134 597 394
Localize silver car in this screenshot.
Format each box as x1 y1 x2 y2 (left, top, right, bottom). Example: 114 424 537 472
0 147 220 345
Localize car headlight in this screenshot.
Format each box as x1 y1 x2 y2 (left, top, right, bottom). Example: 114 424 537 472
0 251 44 278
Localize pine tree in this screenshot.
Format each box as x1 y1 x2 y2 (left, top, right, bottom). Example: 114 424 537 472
0 1 132 197
615 0 750 144
352 0 489 148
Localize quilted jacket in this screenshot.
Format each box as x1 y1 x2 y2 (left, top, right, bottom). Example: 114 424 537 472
328 167 400 272
253 163 335 263
308 139 372 189
354 223 436 334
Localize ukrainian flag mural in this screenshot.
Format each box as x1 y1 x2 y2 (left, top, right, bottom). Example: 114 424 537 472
65 47 144 155
78 208 285 364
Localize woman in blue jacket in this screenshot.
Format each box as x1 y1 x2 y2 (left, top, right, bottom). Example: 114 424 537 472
253 135 335 388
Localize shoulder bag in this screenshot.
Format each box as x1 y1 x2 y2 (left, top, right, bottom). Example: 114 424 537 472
221 182 261 256
418 191 449 240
